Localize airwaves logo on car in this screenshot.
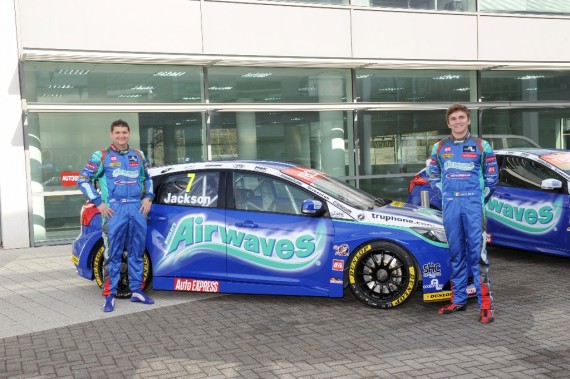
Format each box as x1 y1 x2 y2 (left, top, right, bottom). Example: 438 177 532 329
486 196 563 233
163 214 328 270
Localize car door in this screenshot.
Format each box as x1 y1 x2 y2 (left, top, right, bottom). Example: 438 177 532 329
225 171 335 292
146 170 227 280
486 154 569 254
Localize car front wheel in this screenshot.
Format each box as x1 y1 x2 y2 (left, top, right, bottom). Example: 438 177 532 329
92 243 153 298
347 241 417 309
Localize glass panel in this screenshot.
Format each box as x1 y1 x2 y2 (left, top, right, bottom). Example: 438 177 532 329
356 110 479 176
368 0 475 11
481 108 570 149
480 0 570 15
33 194 87 242
480 71 570 102
23 61 203 103
208 67 351 103
210 111 355 177
356 69 473 103
233 172 312 214
28 112 206 244
157 171 219 207
358 177 408 202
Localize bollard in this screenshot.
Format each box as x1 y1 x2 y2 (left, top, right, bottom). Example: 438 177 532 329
420 190 430 208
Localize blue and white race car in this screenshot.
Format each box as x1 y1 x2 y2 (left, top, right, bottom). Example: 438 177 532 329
408 148 570 258
73 160 456 309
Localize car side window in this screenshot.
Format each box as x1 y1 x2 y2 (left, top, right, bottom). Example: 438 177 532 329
156 171 219 207
233 172 313 215
499 156 565 193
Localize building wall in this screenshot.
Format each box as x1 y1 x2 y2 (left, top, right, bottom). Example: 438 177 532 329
16 0 570 63
5 0 570 247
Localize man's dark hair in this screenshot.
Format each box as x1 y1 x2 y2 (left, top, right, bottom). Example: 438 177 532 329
110 119 130 132
446 103 470 122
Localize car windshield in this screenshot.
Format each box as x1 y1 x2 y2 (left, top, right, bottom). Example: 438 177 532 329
281 166 389 210
541 153 570 175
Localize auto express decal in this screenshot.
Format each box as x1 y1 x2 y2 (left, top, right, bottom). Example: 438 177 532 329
486 196 564 233
160 214 329 271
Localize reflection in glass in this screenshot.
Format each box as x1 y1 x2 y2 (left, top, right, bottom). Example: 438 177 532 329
479 0 570 15
210 111 354 177
481 71 570 102
356 110 457 176
23 61 203 103
208 67 351 103
355 69 472 102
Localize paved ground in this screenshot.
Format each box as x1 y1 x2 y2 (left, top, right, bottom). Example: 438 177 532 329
0 244 569 378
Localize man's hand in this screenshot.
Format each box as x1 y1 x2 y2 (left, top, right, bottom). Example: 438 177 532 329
140 198 152 215
97 203 114 218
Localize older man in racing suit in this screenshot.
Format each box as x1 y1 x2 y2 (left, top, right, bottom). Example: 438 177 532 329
428 104 498 324
78 119 155 312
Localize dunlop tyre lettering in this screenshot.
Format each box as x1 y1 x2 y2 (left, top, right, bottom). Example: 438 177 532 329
92 241 153 298
347 241 416 309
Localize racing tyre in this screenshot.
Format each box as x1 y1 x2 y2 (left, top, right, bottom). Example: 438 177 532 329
347 241 417 309
92 243 153 298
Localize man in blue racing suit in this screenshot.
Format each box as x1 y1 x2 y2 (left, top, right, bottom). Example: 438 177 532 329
78 119 155 312
428 104 498 324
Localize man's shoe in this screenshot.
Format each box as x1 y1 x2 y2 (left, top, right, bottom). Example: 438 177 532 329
103 295 115 312
438 303 467 314
131 291 154 305
480 309 494 324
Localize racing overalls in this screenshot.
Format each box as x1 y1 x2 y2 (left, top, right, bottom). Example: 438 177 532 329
428 133 498 309
77 144 154 296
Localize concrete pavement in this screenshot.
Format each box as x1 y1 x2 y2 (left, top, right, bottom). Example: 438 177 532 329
1 244 570 378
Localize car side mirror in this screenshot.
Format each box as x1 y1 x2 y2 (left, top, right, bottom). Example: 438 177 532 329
302 199 325 216
541 178 562 190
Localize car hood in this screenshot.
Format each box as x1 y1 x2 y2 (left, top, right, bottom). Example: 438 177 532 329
360 201 444 229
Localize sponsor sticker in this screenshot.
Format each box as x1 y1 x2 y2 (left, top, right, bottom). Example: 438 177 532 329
332 259 344 271
462 153 476 159
174 278 220 292
61 171 80 187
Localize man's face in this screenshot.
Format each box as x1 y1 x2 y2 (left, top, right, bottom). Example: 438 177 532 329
447 110 471 136
110 126 130 149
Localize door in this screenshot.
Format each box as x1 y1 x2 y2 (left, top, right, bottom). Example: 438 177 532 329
225 171 335 292
147 170 226 279
486 155 569 254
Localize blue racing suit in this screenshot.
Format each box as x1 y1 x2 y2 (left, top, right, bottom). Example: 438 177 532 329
77 144 154 296
428 133 498 309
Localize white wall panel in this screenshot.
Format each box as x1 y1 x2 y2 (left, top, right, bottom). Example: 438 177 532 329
18 0 203 54
479 16 570 62
202 2 352 57
1 0 30 248
351 10 477 60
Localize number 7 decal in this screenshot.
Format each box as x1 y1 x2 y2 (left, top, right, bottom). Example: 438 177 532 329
185 173 196 192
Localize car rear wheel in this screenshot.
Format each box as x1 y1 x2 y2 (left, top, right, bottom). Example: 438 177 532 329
92 243 153 298
347 241 417 309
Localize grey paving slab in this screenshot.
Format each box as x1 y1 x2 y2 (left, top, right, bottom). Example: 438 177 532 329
0 245 569 378
0 245 221 339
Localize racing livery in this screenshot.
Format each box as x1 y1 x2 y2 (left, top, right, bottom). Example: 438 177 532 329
409 148 570 258
73 160 462 309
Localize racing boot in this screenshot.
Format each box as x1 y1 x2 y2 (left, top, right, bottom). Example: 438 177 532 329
131 291 154 305
438 302 466 314
103 295 115 312
479 309 494 324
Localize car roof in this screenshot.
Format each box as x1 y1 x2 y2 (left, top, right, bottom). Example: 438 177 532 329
148 160 299 177
495 148 567 158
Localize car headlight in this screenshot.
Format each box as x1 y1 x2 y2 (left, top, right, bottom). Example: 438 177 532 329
411 227 448 244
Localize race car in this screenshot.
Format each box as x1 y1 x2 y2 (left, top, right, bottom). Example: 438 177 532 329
408 148 570 258
72 160 459 309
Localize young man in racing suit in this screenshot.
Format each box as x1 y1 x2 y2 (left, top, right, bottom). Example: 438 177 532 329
78 119 155 312
428 104 498 324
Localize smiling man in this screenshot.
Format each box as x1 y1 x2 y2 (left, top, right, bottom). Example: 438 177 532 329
428 104 498 324
77 119 155 312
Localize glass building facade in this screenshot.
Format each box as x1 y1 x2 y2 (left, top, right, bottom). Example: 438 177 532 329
4 0 568 246
22 61 570 244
